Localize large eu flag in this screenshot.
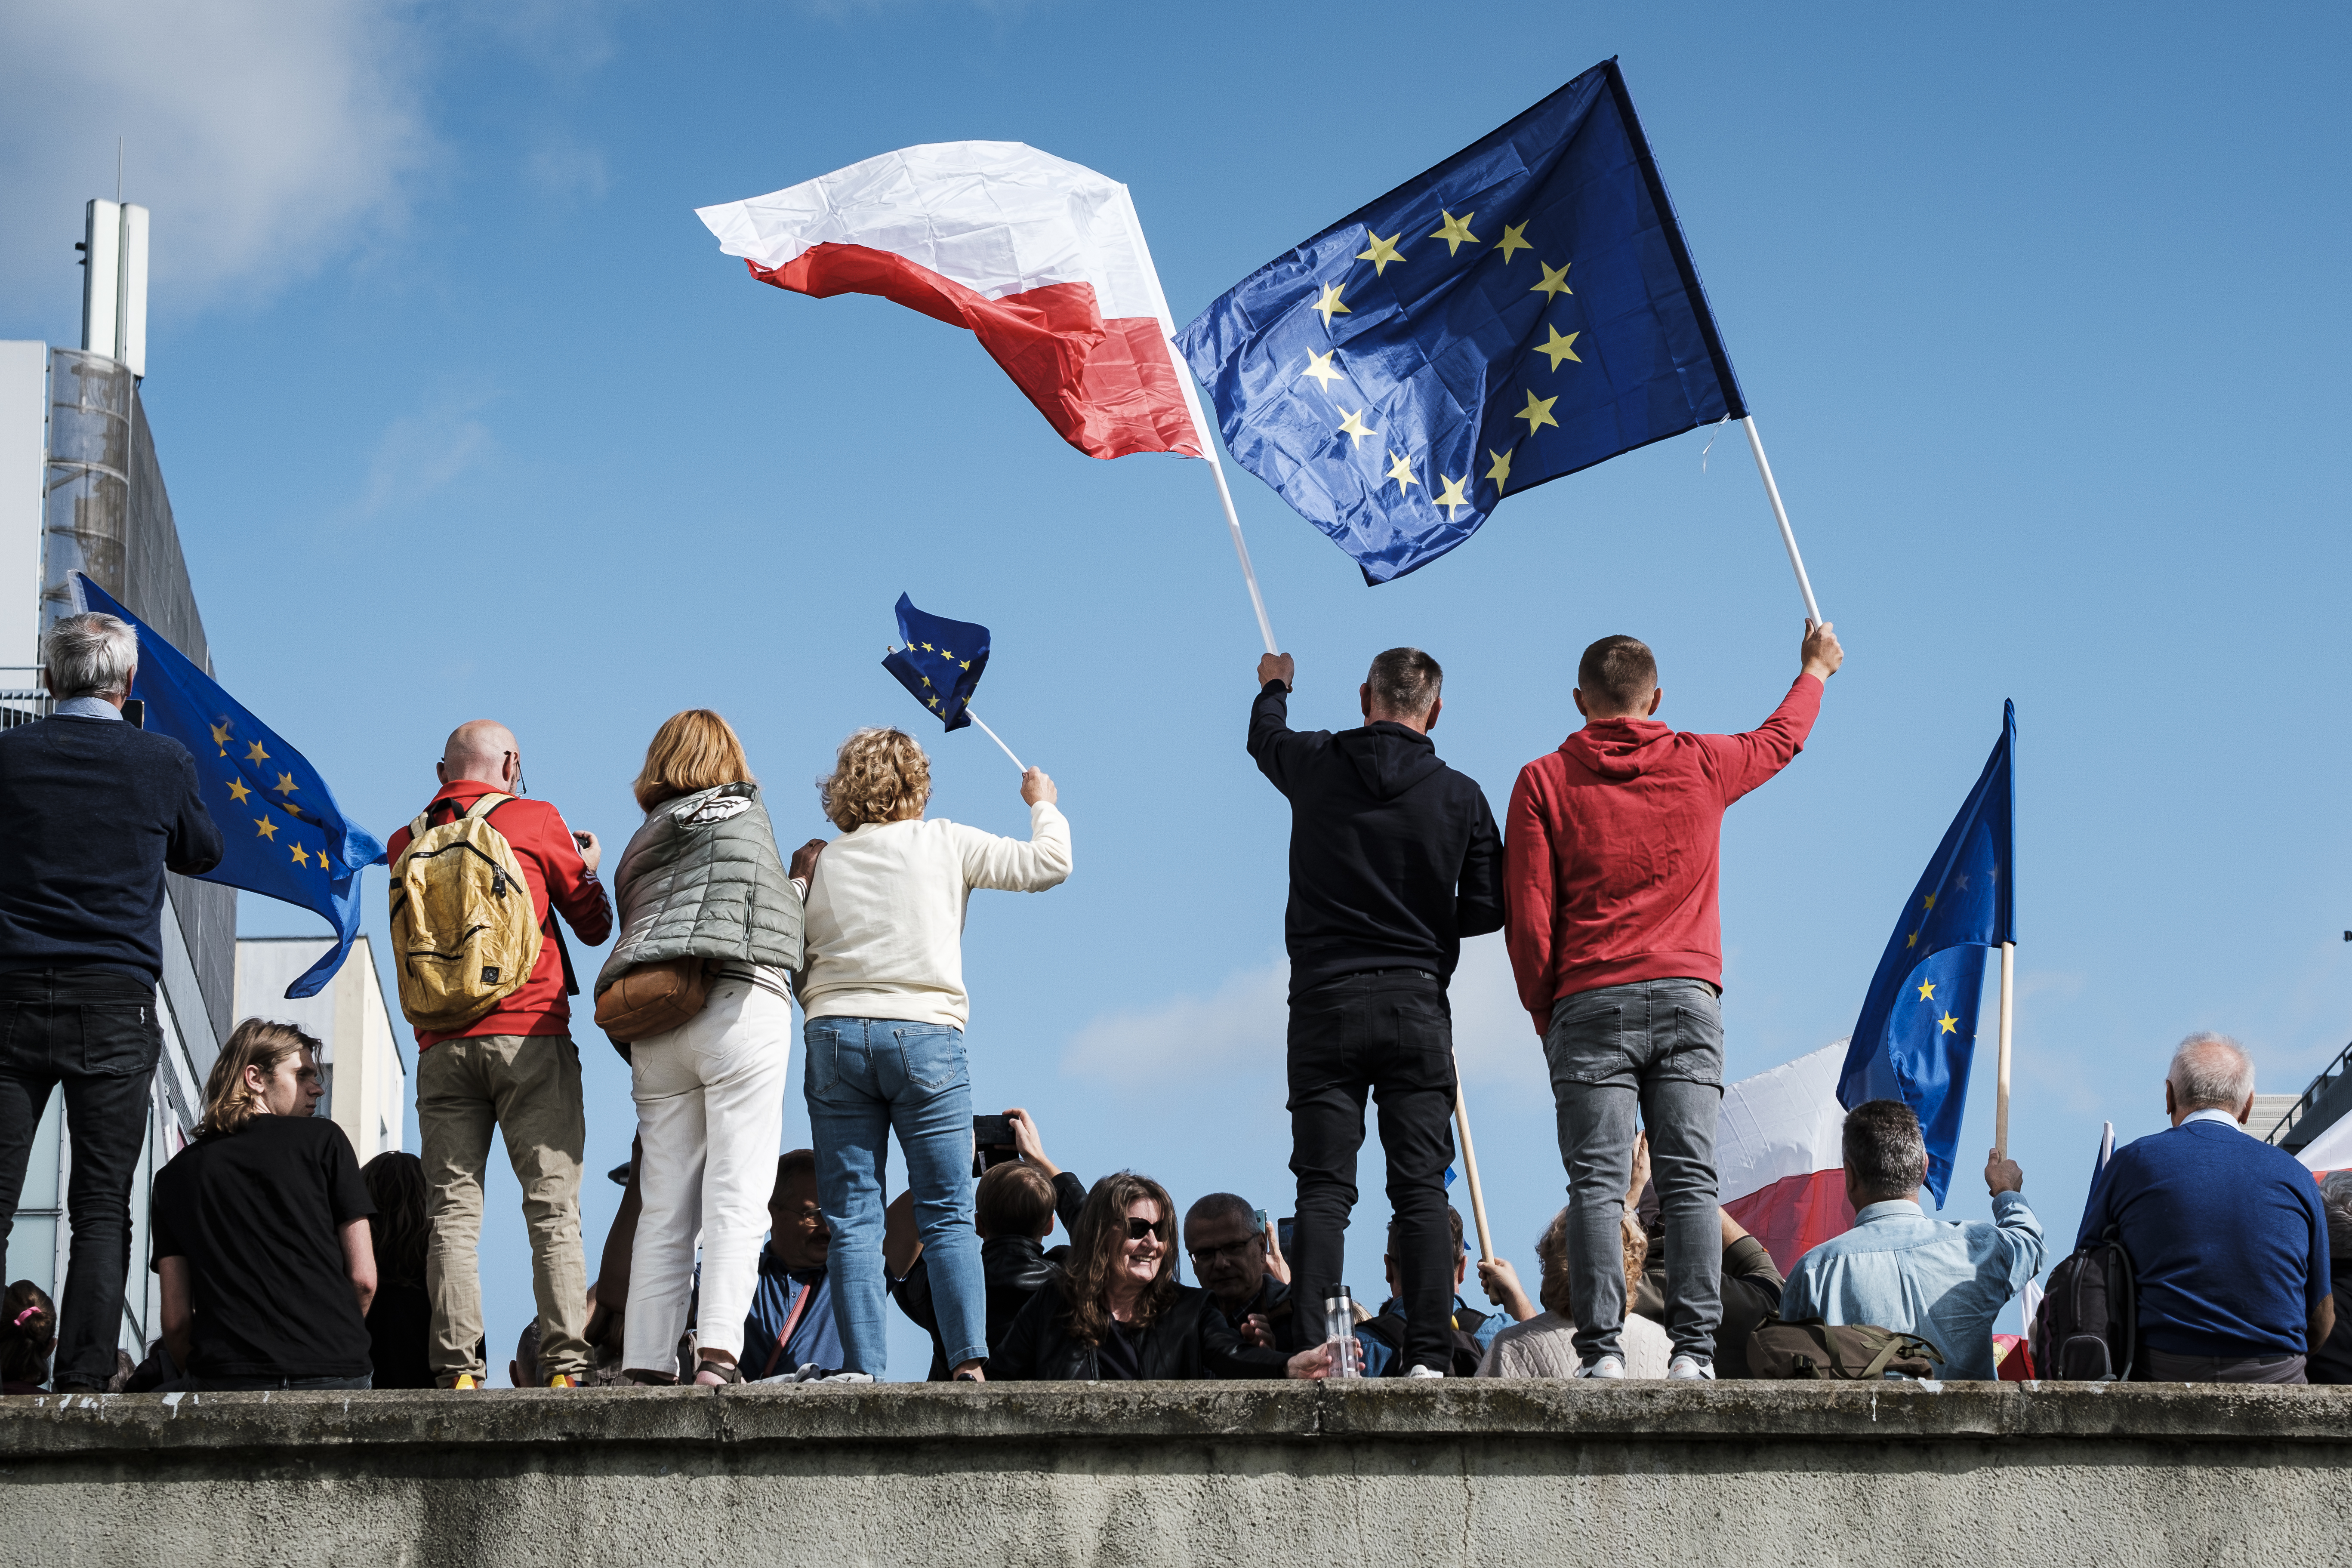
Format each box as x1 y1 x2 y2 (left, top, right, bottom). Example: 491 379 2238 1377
78 576 386 998
1839 703 2018 1206
881 593 991 732
1175 58 1745 584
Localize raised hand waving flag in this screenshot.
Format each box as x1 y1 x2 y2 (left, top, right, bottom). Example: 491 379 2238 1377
882 593 1022 771
1176 59 1750 585
77 575 385 998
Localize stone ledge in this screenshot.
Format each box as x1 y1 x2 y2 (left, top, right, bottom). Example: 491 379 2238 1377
6 1379 2348 1458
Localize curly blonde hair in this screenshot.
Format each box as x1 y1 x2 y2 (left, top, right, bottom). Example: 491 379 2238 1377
1533 1206 1647 1319
818 727 930 831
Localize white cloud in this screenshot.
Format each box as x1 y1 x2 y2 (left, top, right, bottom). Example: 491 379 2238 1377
1059 934 1548 1094
355 392 497 516
0 0 437 315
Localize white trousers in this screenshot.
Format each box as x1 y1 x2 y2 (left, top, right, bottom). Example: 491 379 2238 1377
623 977 792 1368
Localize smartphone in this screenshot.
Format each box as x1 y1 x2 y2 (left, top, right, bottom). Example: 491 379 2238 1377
1253 1208 1270 1246
120 698 145 730
1277 1216 1295 1257
972 1113 1018 1178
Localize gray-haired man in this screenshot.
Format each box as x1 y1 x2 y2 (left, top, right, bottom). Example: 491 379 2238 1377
0 613 223 1389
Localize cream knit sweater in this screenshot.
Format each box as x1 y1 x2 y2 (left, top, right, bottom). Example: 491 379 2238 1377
797 801 1071 1030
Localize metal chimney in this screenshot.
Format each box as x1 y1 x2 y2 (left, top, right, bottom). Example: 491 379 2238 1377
78 199 148 379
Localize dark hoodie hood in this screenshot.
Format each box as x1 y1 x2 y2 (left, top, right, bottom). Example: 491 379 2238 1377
1335 722 1447 800
1561 716 1677 780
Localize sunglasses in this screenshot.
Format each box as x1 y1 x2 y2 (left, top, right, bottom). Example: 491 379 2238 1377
1123 1216 1170 1242
1187 1235 1265 1267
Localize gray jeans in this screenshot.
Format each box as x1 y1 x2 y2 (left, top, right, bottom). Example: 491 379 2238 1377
1544 978 1725 1365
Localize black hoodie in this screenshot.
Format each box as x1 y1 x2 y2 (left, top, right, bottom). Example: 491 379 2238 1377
1248 681 1504 996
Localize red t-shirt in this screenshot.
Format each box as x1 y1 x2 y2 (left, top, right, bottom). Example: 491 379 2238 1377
385 782 613 1049
1503 675 1822 1029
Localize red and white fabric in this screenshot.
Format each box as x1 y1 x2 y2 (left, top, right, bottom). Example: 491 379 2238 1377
696 142 1206 461
1717 1040 1855 1275
2298 1111 2352 1178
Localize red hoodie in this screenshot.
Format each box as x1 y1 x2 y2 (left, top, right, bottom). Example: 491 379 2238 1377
1503 675 1822 1031
385 782 614 1049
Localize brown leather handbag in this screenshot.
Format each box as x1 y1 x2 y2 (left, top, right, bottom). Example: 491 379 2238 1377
593 956 718 1050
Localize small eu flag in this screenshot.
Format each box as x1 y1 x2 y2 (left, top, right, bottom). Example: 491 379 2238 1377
1839 702 2018 1206
881 593 991 732
77 575 387 999
1176 58 1745 584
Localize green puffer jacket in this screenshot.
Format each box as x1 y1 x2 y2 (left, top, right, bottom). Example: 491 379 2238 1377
594 781 801 996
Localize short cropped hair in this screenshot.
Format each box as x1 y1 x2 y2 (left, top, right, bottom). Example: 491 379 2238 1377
1842 1099 1928 1201
1576 635 1658 713
1365 647 1442 719
977 1162 1058 1239
2168 1032 2255 1112
43 612 138 700
1387 1205 1466 1260
633 709 753 812
775 1148 817 1191
2320 1171 2352 1260
1185 1192 1257 1233
818 727 931 832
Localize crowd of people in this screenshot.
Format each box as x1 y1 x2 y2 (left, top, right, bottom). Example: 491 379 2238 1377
0 609 2343 1396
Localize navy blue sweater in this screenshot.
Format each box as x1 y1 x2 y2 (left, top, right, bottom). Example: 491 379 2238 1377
2078 1118 2331 1358
0 714 225 984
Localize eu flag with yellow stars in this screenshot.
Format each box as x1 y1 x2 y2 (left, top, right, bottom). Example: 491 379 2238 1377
1175 57 1745 584
881 593 990 732
1839 703 2018 1207
77 576 386 999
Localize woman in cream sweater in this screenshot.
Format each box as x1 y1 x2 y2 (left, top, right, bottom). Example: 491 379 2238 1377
798 727 1071 1381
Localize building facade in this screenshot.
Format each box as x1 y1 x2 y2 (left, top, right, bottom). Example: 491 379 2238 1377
234 936 407 1161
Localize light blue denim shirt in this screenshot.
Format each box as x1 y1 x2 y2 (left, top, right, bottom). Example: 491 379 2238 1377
1779 1192 2045 1379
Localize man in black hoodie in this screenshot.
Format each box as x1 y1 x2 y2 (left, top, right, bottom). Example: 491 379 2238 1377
1248 647 1503 1378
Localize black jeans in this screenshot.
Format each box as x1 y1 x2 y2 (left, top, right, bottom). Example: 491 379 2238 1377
1286 970 1458 1377
0 968 162 1388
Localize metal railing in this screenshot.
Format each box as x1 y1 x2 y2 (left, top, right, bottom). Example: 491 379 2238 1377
0 668 49 730
2266 1037 2352 1148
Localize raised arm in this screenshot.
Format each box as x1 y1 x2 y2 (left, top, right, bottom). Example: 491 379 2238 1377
953 773 1072 893
1247 654 1309 794
1984 1150 2047 1289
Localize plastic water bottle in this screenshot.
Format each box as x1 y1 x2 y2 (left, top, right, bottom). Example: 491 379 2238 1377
1324 1288 1360 1379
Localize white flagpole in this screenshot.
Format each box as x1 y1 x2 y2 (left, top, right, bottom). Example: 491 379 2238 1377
1110 182 1280 655
1995 940 2016 1157
964 710 1025 773
1741 416 1824 626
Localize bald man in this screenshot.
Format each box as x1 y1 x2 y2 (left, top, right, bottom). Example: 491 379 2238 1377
385 720 613 1389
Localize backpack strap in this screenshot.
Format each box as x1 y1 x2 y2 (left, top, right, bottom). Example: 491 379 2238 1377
462 792 515 821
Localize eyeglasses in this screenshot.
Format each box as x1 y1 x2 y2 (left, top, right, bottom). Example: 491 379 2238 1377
1187 1235 1265 1267
1123 1217 1169 1242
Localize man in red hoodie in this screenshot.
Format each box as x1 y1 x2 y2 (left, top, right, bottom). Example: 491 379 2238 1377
386 719 613 1389
1504 622 1842 1380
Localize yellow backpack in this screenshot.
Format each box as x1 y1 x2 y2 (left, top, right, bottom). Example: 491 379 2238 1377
388 793 544 1032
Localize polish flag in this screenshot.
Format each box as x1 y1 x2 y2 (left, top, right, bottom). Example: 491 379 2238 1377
696 142 1207 461
2298 1111 2352 1179
1717 1041 1856 1274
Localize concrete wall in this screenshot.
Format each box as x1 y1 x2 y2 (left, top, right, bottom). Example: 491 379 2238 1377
4 1382 2348 1567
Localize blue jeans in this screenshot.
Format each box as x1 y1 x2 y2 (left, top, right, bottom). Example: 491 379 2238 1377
802 1017 985 1376
1545 978 1725 1365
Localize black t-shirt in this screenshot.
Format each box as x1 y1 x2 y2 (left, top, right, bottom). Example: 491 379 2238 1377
150 1115 376 1379
1096 1319 1144 1381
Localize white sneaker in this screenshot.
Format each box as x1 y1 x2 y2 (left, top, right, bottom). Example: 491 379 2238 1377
1573 1355 1626 1380
817 1371 874 1384
1403 1365 1444 1380
1667 1355 1716 1381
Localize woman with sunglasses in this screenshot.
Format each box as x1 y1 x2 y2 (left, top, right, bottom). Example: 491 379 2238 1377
992 1172 1341 1380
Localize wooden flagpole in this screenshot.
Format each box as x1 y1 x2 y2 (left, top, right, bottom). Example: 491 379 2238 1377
1453 1086 1495 1263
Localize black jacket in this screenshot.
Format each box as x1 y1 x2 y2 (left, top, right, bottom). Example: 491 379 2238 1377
991 1278 1293 1381
892 1170 1087 1379
0 714 224 983
1205 1274 1303 1354
1247 683 1503 995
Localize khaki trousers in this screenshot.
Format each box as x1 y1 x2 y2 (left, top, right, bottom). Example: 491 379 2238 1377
418 1033 590 1382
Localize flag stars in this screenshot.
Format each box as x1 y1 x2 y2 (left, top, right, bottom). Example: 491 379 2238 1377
1535 325 1582 370
1485 447 1514 493
225 777 253 805
1355 231 1406 275
1335 408 1378 447
1428 210 1479 256
253 816 278 841
1432 474 1470 519
1513 388 1559 435
1532 260 1573 300
244 739 270 764
1312 283 1351 328
290 843 310 868
274 772 299 796
209 721 231 756
1384 451 1418 495
1496 223 1532 263
1938 1011 1960 1036
1916 980 1937 1002
1300 348 1344 391
1922 893 1937 911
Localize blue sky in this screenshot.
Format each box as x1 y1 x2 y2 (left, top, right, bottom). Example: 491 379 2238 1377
5 0 2347 1376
